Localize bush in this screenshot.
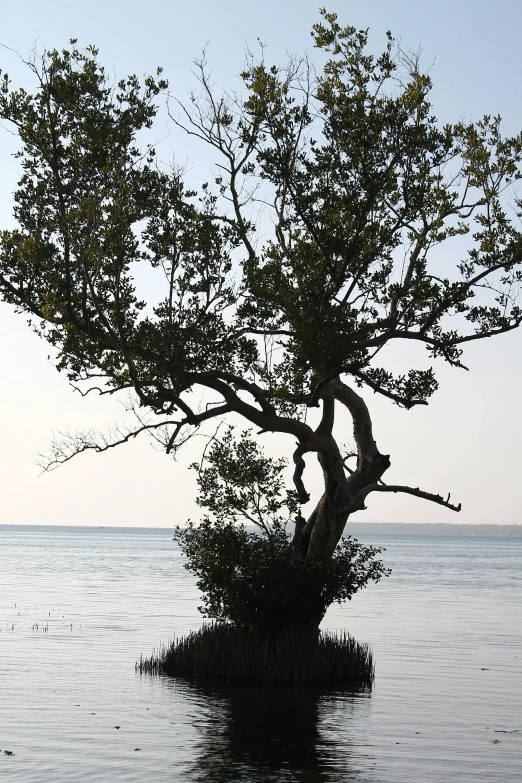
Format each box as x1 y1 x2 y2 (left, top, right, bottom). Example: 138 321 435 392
174 519 390 633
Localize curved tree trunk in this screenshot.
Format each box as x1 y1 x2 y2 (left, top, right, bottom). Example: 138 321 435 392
289 377 391 629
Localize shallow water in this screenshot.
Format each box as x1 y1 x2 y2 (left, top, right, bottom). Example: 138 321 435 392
0 526 520 782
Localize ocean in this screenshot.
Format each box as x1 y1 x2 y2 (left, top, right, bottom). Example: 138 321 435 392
0 525 520 782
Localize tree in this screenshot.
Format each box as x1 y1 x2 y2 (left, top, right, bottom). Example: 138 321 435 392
2 11 522 630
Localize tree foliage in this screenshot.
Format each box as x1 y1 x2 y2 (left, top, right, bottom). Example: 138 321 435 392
2 15 521 418
192 428 299 532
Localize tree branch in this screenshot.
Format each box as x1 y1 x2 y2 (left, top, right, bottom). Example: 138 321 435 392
348 482 462 513
348 367 429 408
292 443 311 503
315 388 335 436
360 318 522 352
331 378 379 466
38 419 183 471
185 370 318 445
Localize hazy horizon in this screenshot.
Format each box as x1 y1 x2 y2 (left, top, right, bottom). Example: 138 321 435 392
2 522 522 539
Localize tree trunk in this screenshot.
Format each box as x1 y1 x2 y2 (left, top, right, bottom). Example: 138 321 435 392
293 451 389 570
289 377 391 630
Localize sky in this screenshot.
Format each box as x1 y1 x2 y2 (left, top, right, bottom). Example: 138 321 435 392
1 0 522 528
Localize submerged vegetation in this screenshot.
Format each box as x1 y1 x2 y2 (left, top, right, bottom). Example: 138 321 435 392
136 623 374 685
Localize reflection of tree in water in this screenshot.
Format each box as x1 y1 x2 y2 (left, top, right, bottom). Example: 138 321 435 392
178 681 374 783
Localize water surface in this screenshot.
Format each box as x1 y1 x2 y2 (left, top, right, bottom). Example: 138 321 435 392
0 526 520 782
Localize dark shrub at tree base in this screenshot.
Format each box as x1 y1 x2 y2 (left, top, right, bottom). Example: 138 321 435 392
174 519 390 634
137 623 375 686
148 517 387 685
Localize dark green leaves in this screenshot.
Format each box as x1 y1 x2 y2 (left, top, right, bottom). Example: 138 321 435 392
191 428 299 533
175 518 390 632
2 12 522 418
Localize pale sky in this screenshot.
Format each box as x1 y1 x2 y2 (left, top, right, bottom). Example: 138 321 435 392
1 0 522 527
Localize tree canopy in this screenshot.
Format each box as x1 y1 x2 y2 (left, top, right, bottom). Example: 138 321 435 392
2 10 522 579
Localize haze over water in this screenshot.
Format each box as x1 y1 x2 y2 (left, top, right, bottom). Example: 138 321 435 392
1 525 520 782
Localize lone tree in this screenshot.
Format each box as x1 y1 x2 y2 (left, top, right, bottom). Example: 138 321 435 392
2 12 522 632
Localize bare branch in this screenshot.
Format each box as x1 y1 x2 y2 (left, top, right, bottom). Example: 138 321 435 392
348 482 462 513
38 396 235 469
165 403 233 453
70 382 134 398
38 419 182 472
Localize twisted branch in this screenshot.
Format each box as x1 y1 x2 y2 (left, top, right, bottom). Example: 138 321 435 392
292 443 311 503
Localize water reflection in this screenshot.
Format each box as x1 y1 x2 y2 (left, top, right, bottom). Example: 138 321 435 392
163 679 375 782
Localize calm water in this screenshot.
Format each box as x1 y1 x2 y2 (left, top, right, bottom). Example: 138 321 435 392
0 526 520 782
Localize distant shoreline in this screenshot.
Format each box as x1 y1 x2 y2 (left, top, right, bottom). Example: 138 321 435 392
1 522 522 537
